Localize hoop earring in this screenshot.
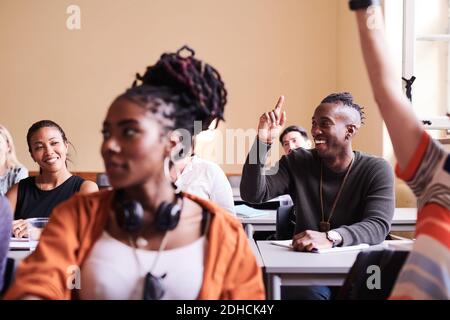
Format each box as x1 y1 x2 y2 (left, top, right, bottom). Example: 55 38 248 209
163 156 181 191
163 156 172 183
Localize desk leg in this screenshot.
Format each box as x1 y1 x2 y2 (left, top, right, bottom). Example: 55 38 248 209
268 274 281 300
244 224 254 239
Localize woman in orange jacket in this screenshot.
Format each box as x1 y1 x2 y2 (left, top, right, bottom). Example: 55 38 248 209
5 46 265 300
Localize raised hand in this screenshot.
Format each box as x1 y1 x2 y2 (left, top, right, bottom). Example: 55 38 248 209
257 96 287 144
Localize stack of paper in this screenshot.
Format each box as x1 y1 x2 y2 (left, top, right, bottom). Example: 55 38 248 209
235 204 270 218
270 240 370 253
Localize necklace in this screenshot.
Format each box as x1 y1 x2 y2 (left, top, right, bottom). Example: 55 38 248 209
319 155 355 232
129 232 169 300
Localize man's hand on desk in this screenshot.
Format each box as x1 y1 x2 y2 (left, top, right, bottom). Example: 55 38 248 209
292 230 333 252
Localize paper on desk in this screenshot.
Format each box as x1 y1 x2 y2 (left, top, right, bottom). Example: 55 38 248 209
235 204 270 218
383 239 414 251
9 237 37 250
270 240 370 253
270 240 293 249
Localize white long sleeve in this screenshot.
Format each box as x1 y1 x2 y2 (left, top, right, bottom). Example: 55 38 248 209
175 156 235 215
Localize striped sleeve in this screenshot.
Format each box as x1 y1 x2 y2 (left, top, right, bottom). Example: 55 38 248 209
391 134 450 300
396 132 450 210
390 204 450 299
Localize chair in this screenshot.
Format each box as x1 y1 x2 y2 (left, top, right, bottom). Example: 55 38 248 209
1 258 15 296
276 205 295 240
336 249 409 300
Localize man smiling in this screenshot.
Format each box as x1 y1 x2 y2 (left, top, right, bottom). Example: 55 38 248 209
240 92 395 299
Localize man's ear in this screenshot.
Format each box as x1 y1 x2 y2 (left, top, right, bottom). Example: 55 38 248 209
346 124 358 139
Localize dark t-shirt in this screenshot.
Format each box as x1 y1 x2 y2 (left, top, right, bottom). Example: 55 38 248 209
241 140 395 246
15 176 84 220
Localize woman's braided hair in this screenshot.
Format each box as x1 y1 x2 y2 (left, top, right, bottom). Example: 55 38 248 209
119 46 227 136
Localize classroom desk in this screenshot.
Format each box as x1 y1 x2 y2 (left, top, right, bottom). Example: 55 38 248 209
257 240 386 300
248 237 263 267
390 208 417 231
240 210 277 238
239 207 417 238
8 249 31 262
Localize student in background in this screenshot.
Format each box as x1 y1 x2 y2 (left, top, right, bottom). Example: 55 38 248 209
6 120 98 238
4 46 264 300
0 196 12 294
278 125 311 208
170 135 235 215
351 0 449 299
279 125 311 155
0 125 28 196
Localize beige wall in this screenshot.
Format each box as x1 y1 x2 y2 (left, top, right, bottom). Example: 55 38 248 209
336 1 383 157
0 0 384 174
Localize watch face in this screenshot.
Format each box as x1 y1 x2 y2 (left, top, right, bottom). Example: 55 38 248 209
327 231 338 242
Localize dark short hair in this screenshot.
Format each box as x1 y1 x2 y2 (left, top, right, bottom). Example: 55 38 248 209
26 120 68 153
26 120 71 173
321 92 365 124
279 125 308 144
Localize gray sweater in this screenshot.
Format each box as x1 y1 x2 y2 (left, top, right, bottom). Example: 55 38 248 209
240 139 395 246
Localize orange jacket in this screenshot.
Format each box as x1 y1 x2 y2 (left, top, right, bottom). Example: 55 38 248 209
5 190 265 300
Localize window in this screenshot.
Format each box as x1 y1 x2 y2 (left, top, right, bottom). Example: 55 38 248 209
402 0 450 133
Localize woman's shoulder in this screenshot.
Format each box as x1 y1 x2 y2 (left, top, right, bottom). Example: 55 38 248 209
79 179 99 194
4 165 28 179
54 188 113 214
17 175 34 186
12 165 28 175
66 175 98 193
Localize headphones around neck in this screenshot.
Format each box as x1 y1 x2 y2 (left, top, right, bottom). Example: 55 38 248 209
113 189 182 233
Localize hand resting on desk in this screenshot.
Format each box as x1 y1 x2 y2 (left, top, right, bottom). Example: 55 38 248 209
12 219 28 238
292 230 332 252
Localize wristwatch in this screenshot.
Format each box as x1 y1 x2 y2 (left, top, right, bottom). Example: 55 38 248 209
349 0 380 11
326 230 343 247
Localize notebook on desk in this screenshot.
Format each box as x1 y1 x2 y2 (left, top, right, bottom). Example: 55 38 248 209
270 240 370 253
235 204 271 218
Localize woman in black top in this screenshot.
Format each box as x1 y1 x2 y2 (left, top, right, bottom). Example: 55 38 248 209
6 120 98 237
